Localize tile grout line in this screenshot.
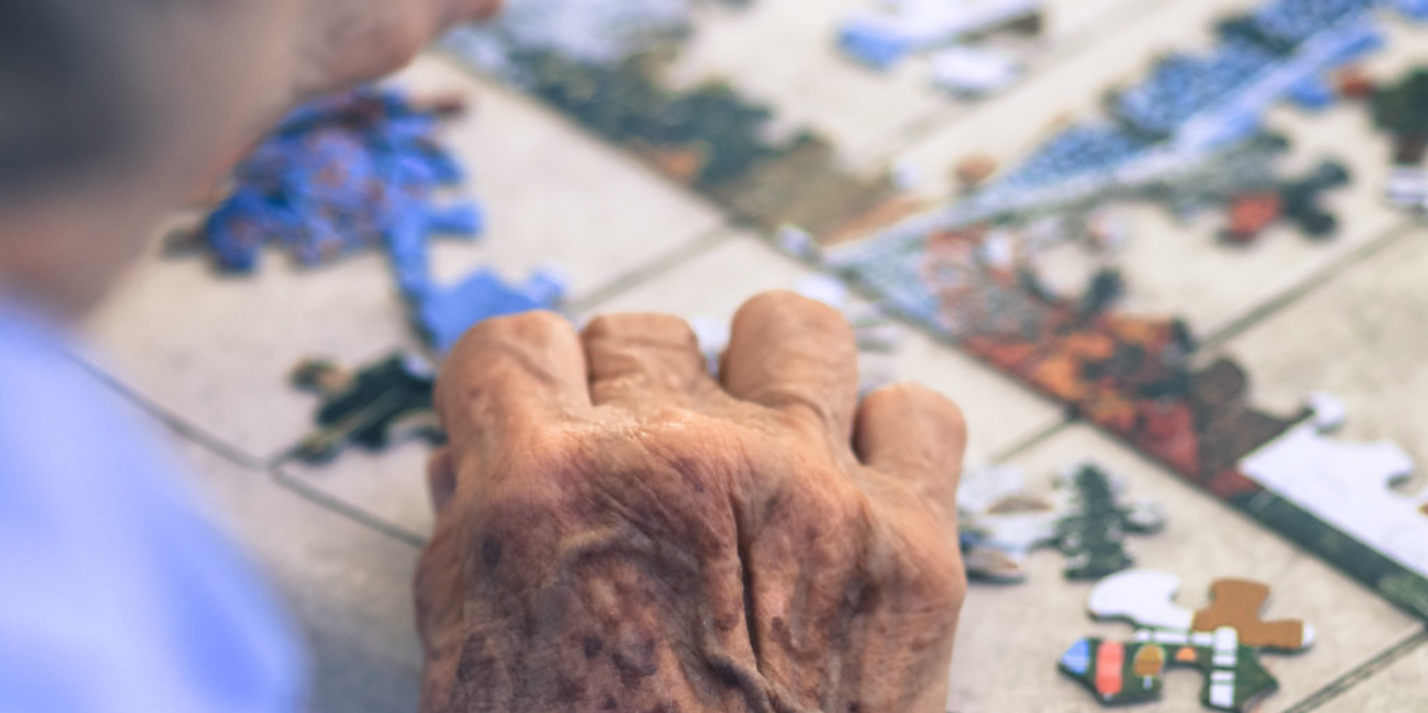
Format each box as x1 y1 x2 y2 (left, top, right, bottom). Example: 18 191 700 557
568 226 737 314
1200 218 1420 351
987 418 1074 465
269 466 429 549
74 355 269 471
1280 627 1428 713
82 358 431 548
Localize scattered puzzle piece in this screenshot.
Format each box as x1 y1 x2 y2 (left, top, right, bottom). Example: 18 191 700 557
1193 579 1314 650
1236 398 1427 597
959 462 1165 582
838 0 1042 97
1061 570 1313 712
192 86 568 354
1059 463 1168 580
288 352 442 465
196 88 482 273
411 267 568 355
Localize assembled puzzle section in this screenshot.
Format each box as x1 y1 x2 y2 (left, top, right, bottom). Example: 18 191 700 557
813 0 1428 624
826 0 1411 253
958 462 1166 583
1059 570 1314 712
443 0 999 238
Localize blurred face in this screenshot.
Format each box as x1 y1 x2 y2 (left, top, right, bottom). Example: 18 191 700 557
0 1 304 317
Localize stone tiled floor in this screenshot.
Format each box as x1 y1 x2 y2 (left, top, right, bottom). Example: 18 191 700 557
83 1 1428 709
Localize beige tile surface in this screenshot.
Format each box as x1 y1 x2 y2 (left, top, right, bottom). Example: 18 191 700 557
160 429 424 713
667 0 1161 164
395 55 727 297
1317 634 1428 713
86 249 415 461
945 425 1423 713
277 440 438 543
83 53 724 460
1218 226 1428 476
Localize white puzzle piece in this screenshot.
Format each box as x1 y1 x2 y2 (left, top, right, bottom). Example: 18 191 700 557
1088 569 1195 631
1239 399 1426 579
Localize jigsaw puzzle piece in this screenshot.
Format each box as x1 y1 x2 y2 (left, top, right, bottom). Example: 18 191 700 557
959 492 1062 582
1069 570 1310 712
1239 413 1425 579
288 352 441 465
1059 638 1164 706
1191 579 1315 651
1088 570 1195 631
414 266 568 354
1056 462 1167 580
1059 634 1281 712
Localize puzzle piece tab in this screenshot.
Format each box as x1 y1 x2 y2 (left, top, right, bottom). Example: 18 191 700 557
1061 570 1312 712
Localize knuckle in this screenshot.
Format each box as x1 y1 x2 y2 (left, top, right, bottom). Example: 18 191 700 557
912 541 969 611
583 313 698 346
444 311 572 369
872 382 966 436
471 310 571 345
742 290 850 332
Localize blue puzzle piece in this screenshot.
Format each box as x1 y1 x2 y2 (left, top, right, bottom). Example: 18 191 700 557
414 267 568 354
838 21 913 71
201 88 482 273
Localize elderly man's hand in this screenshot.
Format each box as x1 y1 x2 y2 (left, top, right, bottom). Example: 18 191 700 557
415 292 967 713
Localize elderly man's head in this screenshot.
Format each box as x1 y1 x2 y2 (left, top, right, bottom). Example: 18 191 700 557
0 0 296 314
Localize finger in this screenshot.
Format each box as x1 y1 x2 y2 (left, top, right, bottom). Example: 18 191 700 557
436 311 589 448
854 383 967 511
721 291 859 440
581 313 716 408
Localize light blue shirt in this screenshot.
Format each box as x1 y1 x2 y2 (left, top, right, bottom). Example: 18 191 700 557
0 301 303 712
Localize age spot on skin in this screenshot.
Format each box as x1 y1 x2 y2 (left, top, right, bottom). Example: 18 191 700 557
482 537 503 569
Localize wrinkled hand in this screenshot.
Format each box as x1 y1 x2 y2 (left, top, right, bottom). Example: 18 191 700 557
415 292 968 713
